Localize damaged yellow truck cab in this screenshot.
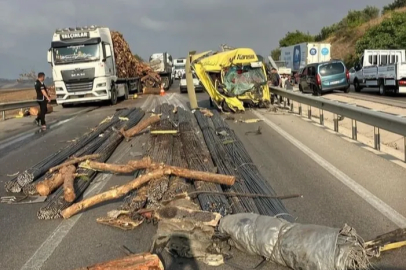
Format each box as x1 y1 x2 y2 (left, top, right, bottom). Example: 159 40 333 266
191 48 270 112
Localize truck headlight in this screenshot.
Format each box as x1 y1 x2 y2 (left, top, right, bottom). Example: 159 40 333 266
96 82 106 87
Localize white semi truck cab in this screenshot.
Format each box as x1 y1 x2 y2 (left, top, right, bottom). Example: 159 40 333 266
173 58 186 80
149 52 173 90
48 26 138 107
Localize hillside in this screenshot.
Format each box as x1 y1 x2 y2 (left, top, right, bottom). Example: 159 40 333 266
326 7 406 63
0 78 53 90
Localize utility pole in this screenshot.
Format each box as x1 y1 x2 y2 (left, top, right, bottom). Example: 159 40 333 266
185 51 198 109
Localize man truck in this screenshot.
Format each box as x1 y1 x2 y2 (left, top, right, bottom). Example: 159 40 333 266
47 26 142 107
173 58 186 80
149 52 173 90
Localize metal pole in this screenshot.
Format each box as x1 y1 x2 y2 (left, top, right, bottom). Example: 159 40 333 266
308 106 311 119
283 98 286 108
186 51 198 110
290 102 293 112
352 120 357 140
404 137 406 163
319 109 324 125
334 114 339 132
299 103 302 115
2 111 4 121
374 127 380 150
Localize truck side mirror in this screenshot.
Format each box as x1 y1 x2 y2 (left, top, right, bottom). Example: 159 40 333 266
47 49 52 64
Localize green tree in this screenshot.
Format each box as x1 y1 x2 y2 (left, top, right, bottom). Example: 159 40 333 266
355 11 406 55
133 54 144 62
270 48 281 61
278 30 314 47
383 0 406 14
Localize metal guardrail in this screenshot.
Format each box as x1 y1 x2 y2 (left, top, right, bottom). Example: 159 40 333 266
0 100 38 120
269 86 406 162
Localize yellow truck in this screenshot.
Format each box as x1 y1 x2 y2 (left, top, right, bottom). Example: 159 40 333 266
191 48 270 112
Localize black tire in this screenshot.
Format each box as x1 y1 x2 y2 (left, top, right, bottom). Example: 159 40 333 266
344 85 350 93
312 85 321 96
180 88 186 94
61 103 70 108
379 83 386 96
163 77 170 90
124 84 129 100
354 79 362 92
110 85 118 105
299 84 303 93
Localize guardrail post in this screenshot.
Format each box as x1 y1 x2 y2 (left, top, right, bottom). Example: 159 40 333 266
298 103 302 115
319 109 324 125
2 111 4 121
333 114 339 132
352 120 357 140
308 106 311 119
290 102 293 112
404 137 406 163
374 127 380 150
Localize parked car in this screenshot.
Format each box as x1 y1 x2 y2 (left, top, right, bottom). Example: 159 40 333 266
180 72 204 93
298 60 350 96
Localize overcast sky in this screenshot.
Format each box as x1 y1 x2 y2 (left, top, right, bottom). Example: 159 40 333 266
0 0 394 79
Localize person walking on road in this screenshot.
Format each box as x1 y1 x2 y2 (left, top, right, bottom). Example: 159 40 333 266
270 68 281 103
34 72 51 130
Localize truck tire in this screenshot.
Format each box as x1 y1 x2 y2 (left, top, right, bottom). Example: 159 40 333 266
354 79 362 92
379 83 386 96
162 77 170 90
110 84 118 105
124 84 129 100
61 103 70 108
137 80 142 93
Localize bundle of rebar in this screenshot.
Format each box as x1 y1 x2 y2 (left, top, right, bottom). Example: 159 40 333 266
5 109 133 193
210 110 291 220
178 108 231 216
194 111 259 214
37 109 145 219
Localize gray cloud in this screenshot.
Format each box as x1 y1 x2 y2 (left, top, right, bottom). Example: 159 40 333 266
0 0 393 78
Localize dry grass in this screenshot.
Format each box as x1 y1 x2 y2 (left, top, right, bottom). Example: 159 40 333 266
0 87 55 103
325 7 406 60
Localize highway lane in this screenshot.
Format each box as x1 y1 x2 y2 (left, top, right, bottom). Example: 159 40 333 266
0 83 405 269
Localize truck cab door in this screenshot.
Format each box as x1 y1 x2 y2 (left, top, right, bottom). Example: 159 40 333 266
103 43 114 76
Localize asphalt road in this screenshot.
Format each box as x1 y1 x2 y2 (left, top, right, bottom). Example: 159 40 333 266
0 81 406 270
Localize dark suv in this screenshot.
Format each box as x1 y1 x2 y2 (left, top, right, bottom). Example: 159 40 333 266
299 60 350 96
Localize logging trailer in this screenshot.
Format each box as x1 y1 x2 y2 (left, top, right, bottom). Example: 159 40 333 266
47 26 142 107
149 52 174 90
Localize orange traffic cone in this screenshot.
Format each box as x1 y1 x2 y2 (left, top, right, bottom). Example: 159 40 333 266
160 84 165 96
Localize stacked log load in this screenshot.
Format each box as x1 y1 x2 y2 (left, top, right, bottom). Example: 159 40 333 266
110 31 161 87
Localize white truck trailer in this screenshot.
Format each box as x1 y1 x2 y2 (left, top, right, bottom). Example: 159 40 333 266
47 26 141 107
149 52 173 90
173 58 186 80
280 43 331 72
352 49 406 95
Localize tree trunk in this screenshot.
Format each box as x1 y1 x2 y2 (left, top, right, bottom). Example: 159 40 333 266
49 154 100 173
73 252 164 270
36 172 64 196
120 115 161 138
61 169 166 219
63 165 77 202
82 157 152 174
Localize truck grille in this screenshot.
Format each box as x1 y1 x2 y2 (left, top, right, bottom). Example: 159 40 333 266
65 81 93 92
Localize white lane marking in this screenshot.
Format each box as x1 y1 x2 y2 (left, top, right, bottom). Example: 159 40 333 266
20 101 149 270
253 110 406 228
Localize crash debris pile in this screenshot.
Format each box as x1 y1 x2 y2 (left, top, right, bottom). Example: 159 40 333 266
4 104 401 270
110 31 161 87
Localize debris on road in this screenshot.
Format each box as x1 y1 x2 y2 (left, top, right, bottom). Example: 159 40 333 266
72 252 164 270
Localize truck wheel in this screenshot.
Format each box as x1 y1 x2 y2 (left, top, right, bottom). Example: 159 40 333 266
163 77 170 90
124 84 129 100
110 85 118 105
312 85 321 96
379 83 386 96
61 104 70 108
354 79 362 92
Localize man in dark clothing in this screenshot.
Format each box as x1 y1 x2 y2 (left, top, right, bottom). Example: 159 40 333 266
270 68 280 103
34 72 51 130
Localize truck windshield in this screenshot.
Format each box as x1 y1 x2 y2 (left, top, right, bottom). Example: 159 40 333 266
174 66 185 70
223 66 266 95
53 44 100 65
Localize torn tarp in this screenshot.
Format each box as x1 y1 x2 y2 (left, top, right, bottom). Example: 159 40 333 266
218 213 370 270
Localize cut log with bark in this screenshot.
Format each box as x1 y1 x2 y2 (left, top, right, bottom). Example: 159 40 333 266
80 157 152 174
120 115 161 138
72 252 164 270
63 165 77 202
36 172 64 196
49 154 101 173
61 169 167 219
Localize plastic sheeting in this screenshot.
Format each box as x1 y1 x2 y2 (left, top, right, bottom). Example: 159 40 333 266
218 213 370 270
223 67 266 96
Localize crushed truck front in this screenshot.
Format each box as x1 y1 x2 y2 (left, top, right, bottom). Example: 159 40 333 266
191 48 270 112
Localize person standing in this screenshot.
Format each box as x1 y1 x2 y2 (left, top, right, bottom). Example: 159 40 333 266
34 72 51 130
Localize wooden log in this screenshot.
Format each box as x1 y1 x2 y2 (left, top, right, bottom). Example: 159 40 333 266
73 252 164 270
36 172 64 196
120 115 161 138
63 165 77 202
80 157 152 174
49 154 101 173
61 169 167 219
154 205 222 227
142 87 161 95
